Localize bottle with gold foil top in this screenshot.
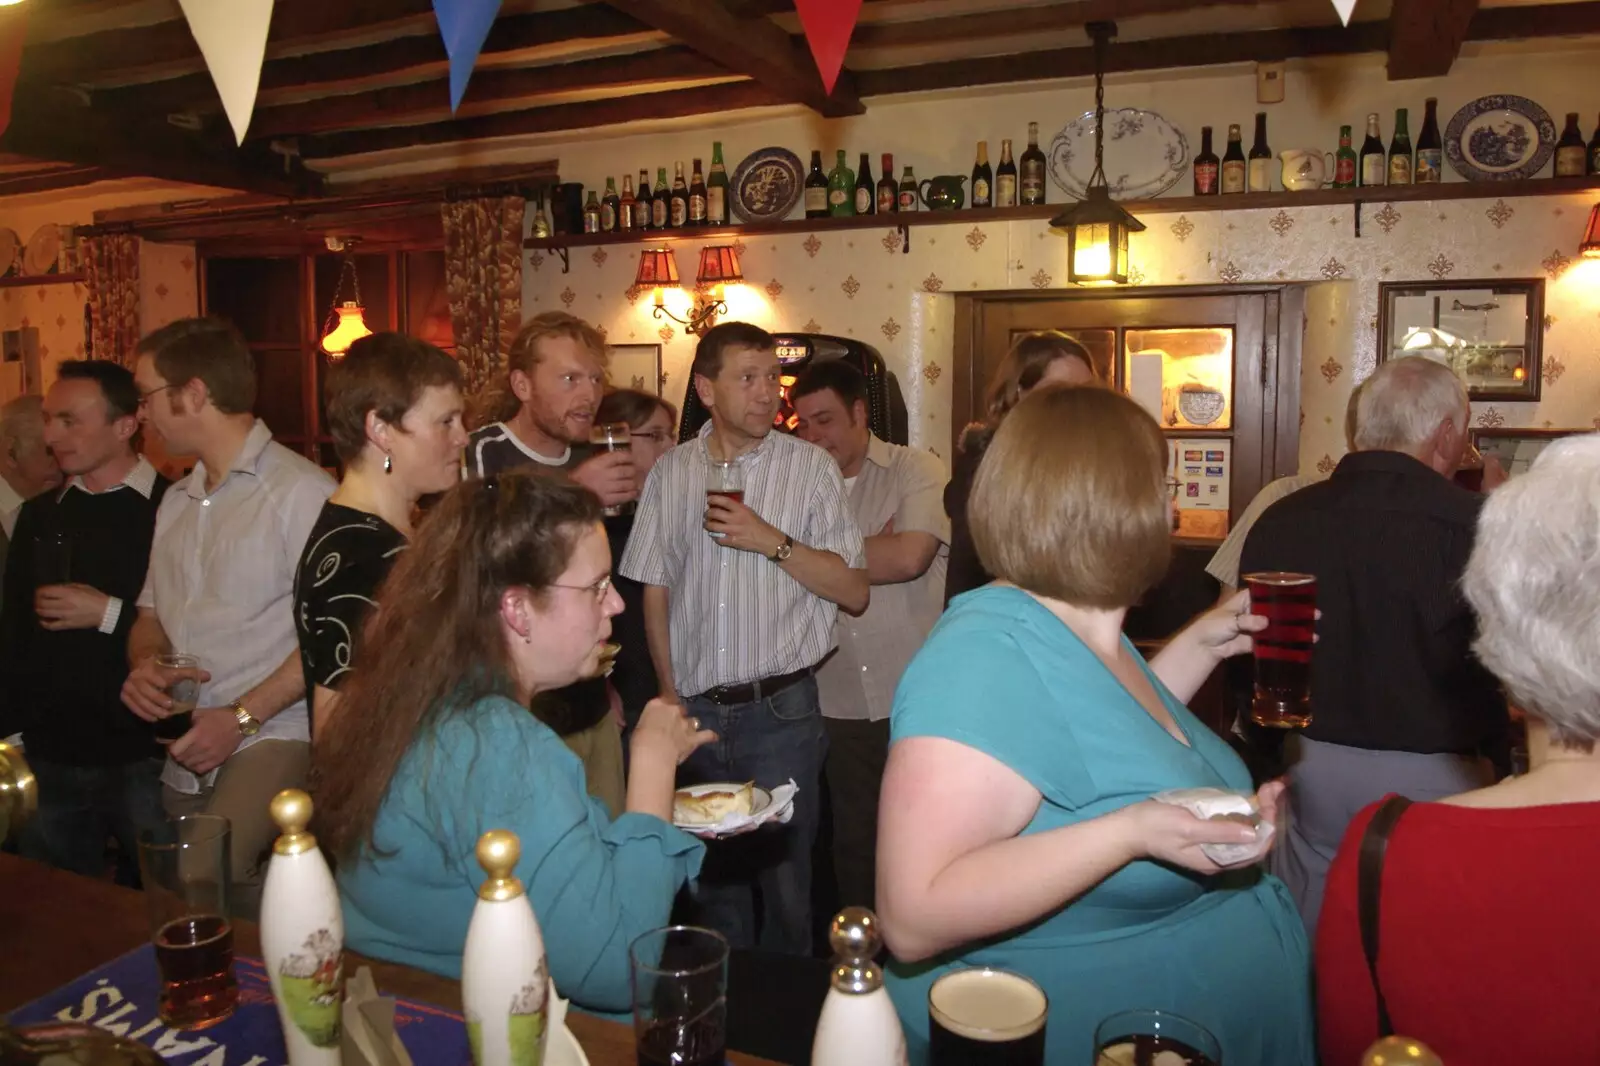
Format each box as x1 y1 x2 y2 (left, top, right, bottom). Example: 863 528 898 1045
1361 1035 1443 1066
260 789 344 1065
810 908 907 1066
463 830 549 1066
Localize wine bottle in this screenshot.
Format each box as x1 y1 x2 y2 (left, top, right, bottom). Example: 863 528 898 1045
1333 126 1357 188
1388 108 1413 186
827 150 855 217
1589 112 1600 175
530 192 550 239
1359 113 1386 187
618 175 636 233
600 177 620 233
996 138 1018 207
855 152 875 215
1221 124 1246 194
1248 113 1273 192
898 166 918 212
971 141 993 207
1193 126 1220 195
635 169 654 230
669 162 689 227
876 153 897 213
707 142 729 225
1416 100 1442 184
260 791 344 1066
805 150 828 219
582 191 601 234
651 167 669 229
1554 112 1587 177
1020 121 1047 205
688 158 708 225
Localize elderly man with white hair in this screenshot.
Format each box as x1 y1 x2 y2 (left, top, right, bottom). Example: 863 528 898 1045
1314 432 1600 1065
1239 355 1507 933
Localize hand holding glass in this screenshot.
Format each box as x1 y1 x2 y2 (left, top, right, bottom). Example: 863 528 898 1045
591 422 635 516
1243 571 1317 728
152 653 202 742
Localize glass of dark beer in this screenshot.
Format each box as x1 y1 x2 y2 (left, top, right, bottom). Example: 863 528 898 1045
136 814 238 1030
591 421 634 516
152 652 201 742
928 967 1048 1066
1242 571 1317 729
630 925 728 1066
1093 1010 1221 1066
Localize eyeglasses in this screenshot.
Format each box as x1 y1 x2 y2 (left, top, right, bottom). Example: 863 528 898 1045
550 575 614 602
137 384 179 409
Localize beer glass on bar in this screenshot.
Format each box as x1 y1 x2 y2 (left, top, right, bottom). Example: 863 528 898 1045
152 652 201 742
590 421 633 516
1093 1010 1220 1066
630 925 728 1066
928 967 1048 1066
1243 571 1317 728
136 814 239 1029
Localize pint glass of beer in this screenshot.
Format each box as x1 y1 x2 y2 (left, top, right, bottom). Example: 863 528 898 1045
590 421 633 516
630 926 728 1066
1243 571 1317 728
1093 1010 1221 1066
152 652 201 742
928 967 1048 1066
706 459 745 504
136 814 239 1029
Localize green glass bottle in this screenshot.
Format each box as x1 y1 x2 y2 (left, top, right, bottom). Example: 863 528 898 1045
1332 125 1357 189
827 150 855 217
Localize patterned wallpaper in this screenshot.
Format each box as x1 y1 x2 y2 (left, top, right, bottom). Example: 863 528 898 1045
524 191 1600 475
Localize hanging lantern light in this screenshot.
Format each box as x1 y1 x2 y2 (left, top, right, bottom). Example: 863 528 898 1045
1580 203 1600 259
1049 22 1146 286
320 242 372 358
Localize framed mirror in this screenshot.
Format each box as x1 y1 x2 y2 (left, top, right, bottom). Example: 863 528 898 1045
1376 278 1544 401
1468 427 1590 480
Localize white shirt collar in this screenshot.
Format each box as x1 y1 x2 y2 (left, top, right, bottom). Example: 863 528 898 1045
62 455 158 500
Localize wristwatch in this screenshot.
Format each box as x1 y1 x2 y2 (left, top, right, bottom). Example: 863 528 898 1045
230 700 262 737
771 534 794 563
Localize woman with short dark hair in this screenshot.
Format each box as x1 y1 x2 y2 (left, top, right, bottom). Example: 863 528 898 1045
293 332 467 737
879 386 1313 1065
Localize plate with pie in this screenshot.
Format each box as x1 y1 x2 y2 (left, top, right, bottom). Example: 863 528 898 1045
672 780 795 838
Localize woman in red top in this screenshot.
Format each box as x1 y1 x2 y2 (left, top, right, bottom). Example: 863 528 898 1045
1316 433 1600 1066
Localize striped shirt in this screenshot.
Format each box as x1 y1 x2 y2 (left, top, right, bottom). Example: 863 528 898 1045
464 421 589 480
620 422 866 698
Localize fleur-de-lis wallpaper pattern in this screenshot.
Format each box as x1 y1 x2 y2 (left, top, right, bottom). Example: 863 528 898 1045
528 191 1600 473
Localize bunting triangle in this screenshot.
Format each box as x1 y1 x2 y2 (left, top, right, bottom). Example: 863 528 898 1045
1330 0 1358 26
433 0 504 112
793 0 863 96
177 0 274 146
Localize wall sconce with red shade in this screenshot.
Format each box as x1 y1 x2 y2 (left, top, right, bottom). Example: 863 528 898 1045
635 245 743 335
1581 203 1600 259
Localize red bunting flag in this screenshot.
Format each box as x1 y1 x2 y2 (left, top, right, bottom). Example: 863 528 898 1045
793 0 862 97
0 4 27 139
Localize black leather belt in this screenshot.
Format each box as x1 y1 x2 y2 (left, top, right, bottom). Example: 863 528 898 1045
696 666 813 706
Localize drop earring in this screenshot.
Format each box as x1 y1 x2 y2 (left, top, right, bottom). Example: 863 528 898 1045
383 454 392 474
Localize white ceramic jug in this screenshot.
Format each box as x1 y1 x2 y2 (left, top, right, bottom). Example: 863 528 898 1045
1280 149 1334 191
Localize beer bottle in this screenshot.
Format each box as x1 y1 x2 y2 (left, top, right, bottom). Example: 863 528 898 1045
995 138 1018 207
707 142 730 225
600 177 620 233
688 158 708 225
855 152 875 215
804 150 828 219
1020 121 1047 205
876 153 897 214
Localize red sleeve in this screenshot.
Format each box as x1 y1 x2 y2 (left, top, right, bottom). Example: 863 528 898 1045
1316 800 1384 1066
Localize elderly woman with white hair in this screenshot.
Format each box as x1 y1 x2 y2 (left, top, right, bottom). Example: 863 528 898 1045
1314 432 1600 1065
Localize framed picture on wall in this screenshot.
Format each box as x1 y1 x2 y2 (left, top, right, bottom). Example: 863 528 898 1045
1468 427 1591 480
1376 278 1544 401
608 343 663 395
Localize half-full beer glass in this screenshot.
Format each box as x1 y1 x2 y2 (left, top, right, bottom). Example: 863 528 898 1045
136 814 238 1029
152 653 201 742
928 967 1048 1066
590 421 633 516
1243 571 1317 728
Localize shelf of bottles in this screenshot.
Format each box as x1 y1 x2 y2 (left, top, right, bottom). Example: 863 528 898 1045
524 109 1600 252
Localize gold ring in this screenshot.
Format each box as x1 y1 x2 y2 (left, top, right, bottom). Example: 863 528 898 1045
690 717 700 731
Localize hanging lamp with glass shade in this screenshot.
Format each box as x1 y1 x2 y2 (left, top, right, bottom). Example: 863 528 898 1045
1049 22 1146 286
320 245 373 358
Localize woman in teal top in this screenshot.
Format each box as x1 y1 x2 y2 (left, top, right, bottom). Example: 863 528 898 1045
315 473 715 1013
877 387 1313 1065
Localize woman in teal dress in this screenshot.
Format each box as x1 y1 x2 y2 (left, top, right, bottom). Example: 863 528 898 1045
314 473 715 1013
877 386 1314 1065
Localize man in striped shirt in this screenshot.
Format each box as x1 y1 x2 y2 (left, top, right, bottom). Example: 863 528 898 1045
621 322 867 954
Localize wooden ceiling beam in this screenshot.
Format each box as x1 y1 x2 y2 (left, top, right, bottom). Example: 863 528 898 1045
249 47 727 139
79 7 655 119
300 81 788 159
852 0 1267 49
597 0 861 117
1387 0 1479 79
1464 0 1600 40
0 164 115 197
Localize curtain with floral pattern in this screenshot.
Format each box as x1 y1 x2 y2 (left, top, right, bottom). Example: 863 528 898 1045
442 197 524 424
79 233 141 367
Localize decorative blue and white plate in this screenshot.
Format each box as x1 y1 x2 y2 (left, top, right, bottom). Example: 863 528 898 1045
1444 95 1557 181
1048 108 1189 199
731 147 804 223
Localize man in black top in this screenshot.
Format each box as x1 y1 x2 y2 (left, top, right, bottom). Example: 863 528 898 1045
2 360 170 881
1240 355 1505 932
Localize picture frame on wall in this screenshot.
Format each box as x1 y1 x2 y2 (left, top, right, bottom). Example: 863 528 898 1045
1468 427 1591 480
1376 278 1544 402
607 343 663 395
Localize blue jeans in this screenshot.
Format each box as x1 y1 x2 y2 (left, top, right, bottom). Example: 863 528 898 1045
682 674 826 955
20 756 167 885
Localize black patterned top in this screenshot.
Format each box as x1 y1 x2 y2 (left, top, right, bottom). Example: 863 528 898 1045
293 501 406 731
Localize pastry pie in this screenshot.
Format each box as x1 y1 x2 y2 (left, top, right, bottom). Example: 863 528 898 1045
674 782 754 825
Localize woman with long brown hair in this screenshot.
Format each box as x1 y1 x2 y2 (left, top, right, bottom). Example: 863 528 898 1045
943 331 1099 605
315 472 713 1010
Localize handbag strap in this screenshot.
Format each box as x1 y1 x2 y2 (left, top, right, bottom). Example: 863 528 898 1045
1357 794 1413 1038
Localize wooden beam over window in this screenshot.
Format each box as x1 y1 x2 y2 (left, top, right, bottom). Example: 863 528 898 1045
597 0 862 117
1387 0 1480 79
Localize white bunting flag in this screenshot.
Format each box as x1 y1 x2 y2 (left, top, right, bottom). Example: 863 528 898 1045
177 0 275 145
1330 0 1358 25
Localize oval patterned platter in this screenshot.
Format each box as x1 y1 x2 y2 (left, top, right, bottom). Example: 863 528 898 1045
1444 95 1557 181
731 147 804 223
1049 108 1190 199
